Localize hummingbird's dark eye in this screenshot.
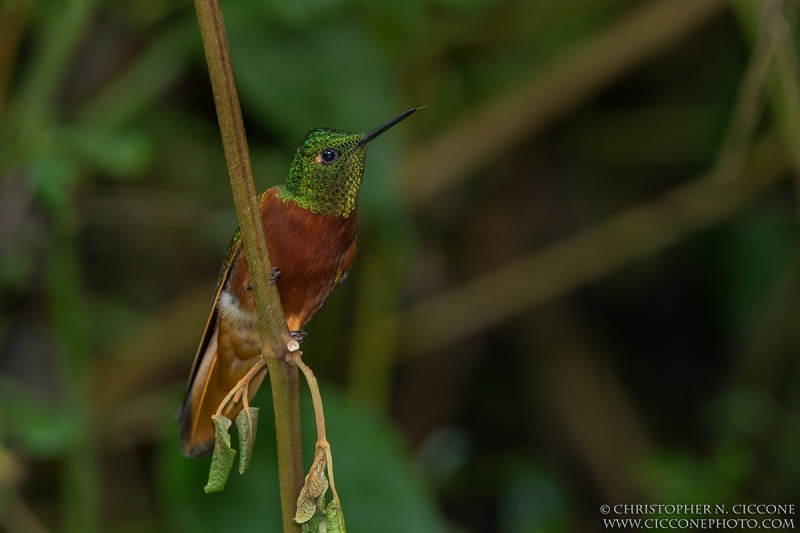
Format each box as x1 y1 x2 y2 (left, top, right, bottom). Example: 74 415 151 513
320 148 339 165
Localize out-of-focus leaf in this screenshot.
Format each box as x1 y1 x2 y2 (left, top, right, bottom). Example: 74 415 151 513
711 443 754 485
638 445 751 503
204 414 236 493
78 17 199 126
707 387 779 439
25 154 80 213
58 125 153 177
236 407 259 475
234 0 353 29
158 386 446 533
228 22 395 143
498 461 569 533
416 425 473 485
0 379 84 457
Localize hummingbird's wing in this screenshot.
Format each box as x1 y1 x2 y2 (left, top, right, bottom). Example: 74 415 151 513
182 227 242 402
334 239 357 287
177 228 267 458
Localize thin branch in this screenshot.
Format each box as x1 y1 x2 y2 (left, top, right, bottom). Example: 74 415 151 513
192 0 302 530
0 485 52 533
713 0 780 184
768 3 800 175
0 0 29 121
731 0 800 178
288 351 340 501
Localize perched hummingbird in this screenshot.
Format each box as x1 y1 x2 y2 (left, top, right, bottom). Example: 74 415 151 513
178 108 419 458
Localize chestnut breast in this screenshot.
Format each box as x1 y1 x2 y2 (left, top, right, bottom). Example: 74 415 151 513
227 188 357 331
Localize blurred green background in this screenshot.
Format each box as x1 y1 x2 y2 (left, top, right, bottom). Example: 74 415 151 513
1 0 799 531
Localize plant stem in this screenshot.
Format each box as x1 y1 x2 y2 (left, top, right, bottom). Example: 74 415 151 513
0 0 29 121
288 352 340 501
192 0 303 530
48 229 98 533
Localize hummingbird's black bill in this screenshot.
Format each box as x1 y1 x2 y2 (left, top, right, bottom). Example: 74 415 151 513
359 107 423 146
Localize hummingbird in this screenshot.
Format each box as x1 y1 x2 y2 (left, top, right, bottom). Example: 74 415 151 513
178 108 420 458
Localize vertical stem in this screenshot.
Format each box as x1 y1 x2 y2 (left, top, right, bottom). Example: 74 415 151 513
266 357 303 532
289 352 340 501
0 0 29 121
347 246 402 408
48 231 98 533
348 226 410 409
730 0 800 174
192 0 303 531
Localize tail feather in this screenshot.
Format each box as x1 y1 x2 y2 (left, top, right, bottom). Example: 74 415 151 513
178 324 266 458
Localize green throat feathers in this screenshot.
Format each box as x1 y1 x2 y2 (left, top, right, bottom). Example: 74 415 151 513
276 128 369 218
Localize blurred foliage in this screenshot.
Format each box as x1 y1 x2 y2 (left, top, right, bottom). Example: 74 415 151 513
0 0 799 531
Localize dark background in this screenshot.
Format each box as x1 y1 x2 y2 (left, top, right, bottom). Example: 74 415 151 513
1 0 799 531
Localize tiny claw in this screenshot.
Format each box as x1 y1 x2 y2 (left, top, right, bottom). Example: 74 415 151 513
290 330 308 343
268 267 281 285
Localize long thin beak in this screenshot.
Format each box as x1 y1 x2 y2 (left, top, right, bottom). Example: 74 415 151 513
358 107 423 146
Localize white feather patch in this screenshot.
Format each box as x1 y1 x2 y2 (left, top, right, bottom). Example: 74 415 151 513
218 291 259 329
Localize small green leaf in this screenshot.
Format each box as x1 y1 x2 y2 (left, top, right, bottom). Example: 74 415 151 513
301 514 327 533
204 415 236 493
326 500 346 533
0 379 84 457
236 407 259 474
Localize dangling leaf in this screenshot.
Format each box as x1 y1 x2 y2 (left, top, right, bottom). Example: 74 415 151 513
295 483 325 524
236 407 259 474
295 452 328 523
325 500 346 533
204 415 236 493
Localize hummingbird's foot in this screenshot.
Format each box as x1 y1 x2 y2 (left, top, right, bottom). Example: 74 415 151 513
290 330 308 343
268 267 281 285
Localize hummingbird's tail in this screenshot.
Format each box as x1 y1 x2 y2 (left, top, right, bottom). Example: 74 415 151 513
178 323 267 458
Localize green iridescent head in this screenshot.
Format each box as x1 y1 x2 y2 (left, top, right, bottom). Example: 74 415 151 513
277 108 420 217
